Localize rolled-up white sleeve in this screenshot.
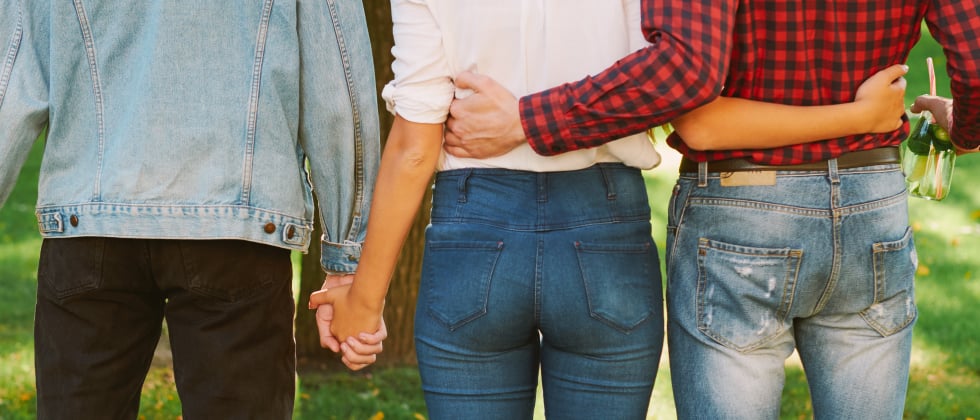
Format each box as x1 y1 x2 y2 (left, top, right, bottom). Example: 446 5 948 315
381 0 455 124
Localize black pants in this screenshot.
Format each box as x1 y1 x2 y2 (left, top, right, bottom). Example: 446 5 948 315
34 238 295 420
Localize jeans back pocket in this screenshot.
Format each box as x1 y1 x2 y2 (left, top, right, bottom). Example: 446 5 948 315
696 238 802 351
37 238 106 300
575 240 662 334
863 227 917 336
180 240 289 302
420 240 504 331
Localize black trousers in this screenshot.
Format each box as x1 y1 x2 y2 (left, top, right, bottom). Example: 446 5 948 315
34 238 295 420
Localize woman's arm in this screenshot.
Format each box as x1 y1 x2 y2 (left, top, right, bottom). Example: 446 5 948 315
310 116 443 343
674 64 909 151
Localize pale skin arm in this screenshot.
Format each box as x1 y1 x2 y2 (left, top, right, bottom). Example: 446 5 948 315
310 116 443 348
444 64 909 157
674 64 910 150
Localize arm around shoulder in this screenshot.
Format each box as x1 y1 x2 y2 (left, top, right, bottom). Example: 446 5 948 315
673 64 908 151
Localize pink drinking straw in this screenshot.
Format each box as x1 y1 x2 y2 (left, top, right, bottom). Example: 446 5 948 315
926 57 944 198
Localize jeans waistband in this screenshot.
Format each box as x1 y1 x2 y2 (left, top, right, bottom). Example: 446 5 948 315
679 147 900 173
431 164 651 231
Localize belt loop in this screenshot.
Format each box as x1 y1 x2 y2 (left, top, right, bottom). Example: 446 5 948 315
537 172 548 203
828 159 841 185
698 161 708 187
457 170 472 203
598 164 617 200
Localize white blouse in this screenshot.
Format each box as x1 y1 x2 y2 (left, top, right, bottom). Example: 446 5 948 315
382 0 661 172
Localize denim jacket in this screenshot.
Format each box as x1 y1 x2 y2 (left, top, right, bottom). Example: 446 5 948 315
0 0 380 273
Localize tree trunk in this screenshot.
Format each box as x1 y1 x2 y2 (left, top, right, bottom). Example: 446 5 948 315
364 0 395 135
295 1 427 371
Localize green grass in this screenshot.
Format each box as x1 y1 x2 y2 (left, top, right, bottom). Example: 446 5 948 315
2 33 978 419
0 136 42 418
295 369 427 420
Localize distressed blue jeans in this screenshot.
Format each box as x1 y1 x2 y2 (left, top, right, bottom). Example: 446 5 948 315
415 164 665 419
666 159 916 419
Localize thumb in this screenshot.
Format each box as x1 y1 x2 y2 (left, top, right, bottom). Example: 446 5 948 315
882 64 909 81
454 71 483 91
308 288 334 308
910 95 941 114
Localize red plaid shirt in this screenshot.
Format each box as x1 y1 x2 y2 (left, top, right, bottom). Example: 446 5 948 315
519 0 980 164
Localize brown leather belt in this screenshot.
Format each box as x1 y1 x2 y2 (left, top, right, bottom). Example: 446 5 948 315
678 147 900 173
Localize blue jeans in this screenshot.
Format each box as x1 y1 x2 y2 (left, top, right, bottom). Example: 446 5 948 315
416 164 665 419
666 160 916 419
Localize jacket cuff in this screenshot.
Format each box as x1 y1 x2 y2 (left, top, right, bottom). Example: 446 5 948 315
320 240 363 274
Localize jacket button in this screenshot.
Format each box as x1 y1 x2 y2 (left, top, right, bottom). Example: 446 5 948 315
69 215 79 227
286 226 296 239
264 223 276 234
347 255 357 262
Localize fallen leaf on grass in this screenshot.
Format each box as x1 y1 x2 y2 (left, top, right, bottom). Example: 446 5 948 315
917 265 930 276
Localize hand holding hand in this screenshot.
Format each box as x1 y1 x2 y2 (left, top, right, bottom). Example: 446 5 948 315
444 71 526 159
309 275 387 370
853 64 908 133
312 274 354 353
339 319 387 371
309 282 383 345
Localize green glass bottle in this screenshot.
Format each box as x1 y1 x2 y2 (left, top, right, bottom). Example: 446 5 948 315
900 111 955 200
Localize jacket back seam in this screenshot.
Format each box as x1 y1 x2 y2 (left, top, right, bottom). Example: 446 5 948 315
0 2 24 110
241 0 277 205
72 0 106 201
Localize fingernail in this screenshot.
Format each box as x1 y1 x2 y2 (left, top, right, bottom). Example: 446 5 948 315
902 64 909 72
307 301 316 310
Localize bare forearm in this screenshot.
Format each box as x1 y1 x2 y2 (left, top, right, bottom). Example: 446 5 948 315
347 117 442 310
674 98 871 151
674 64 908 151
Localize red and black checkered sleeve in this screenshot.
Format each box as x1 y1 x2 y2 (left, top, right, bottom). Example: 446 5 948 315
519 0 738 156
928 0 980 149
